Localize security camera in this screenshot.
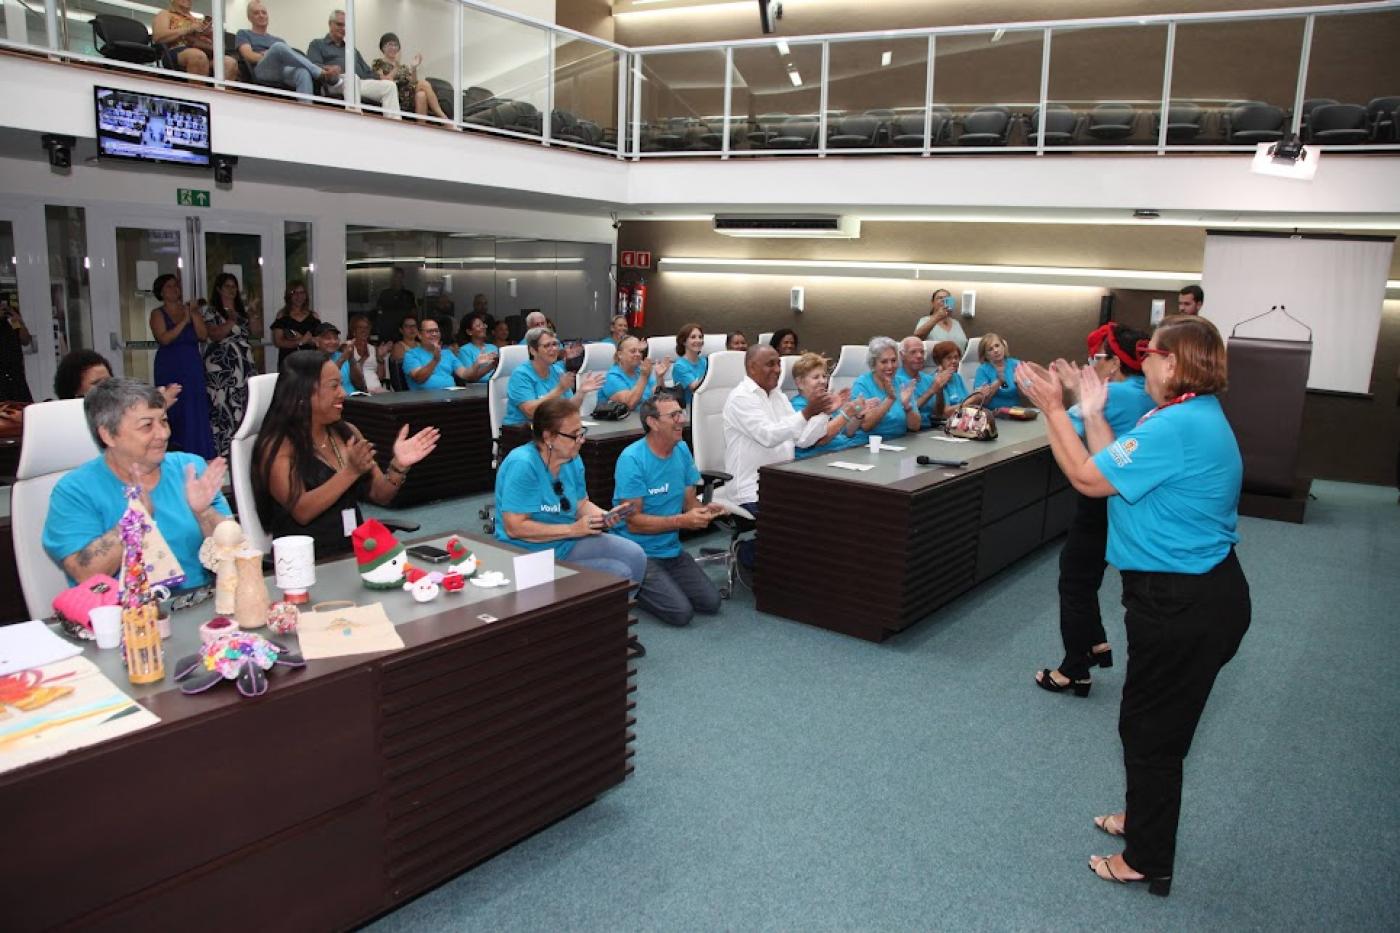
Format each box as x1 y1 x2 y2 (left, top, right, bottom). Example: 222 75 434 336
213 154 238 186
41 134 76 170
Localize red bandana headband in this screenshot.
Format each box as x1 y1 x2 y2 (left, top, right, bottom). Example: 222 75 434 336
1086 322 1142 373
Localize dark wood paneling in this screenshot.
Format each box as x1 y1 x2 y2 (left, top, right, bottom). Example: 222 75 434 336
344 393 493 505
0 517 25 625
977 500 1047 581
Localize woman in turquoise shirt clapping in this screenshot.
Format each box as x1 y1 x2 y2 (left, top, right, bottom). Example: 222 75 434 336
973 332 1025 410
790 352 867 458
602 335 670 412
851 336 920 439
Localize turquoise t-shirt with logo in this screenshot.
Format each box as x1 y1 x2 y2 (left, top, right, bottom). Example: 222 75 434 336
851 371 911 438
612 438 701 558
494 443 588 559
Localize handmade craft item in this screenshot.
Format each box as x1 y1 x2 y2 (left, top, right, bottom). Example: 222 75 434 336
441 572 466 593
52 574 120 636
233 549 269 630
199 616 239 645
445 537 479 577
123 497 186 591
353 519 407 589
271 535 316 604
266 601 300 635
199 520 247 614
404 571 444 602
469 571 510 588
173 633 305 698
118 487 164 685
295 601 404 660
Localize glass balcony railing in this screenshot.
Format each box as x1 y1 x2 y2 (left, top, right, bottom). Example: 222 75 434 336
6 0 1399 160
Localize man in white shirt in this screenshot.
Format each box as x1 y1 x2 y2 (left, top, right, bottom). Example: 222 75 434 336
722 345 829 567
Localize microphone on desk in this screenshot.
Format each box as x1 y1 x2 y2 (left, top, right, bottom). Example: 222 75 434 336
916 455 968 468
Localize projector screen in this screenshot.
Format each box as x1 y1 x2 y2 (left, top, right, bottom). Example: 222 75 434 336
1200 232 1394 395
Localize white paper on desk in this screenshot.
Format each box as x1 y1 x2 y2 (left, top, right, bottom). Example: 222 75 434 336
875 444 906 452
829 461 876 472
580 420 599 427
444 385 468 391
929 435 971 444
513 549 555 591
0 621 84 676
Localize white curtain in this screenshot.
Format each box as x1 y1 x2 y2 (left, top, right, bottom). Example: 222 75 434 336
1201 233 1393 395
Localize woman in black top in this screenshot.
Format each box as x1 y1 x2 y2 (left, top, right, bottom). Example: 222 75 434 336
253 350 439 556
268 281 318 370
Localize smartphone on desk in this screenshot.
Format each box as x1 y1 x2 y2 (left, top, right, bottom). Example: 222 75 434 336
407 544 450 563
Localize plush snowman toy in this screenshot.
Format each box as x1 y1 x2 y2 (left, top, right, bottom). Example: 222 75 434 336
445 536 479 578
353 519 408 590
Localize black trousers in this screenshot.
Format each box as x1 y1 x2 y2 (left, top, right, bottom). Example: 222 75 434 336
1056 494 1109 680
1119 548 1251 879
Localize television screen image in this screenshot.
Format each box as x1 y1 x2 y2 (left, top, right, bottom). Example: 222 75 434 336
94 86 211 167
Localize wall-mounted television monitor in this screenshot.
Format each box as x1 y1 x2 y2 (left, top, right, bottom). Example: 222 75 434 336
94 86 211 168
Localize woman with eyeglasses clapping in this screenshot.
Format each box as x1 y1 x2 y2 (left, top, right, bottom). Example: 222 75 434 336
494 397 648 650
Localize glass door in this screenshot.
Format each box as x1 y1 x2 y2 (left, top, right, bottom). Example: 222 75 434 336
201 220 277 376
1 201 68 403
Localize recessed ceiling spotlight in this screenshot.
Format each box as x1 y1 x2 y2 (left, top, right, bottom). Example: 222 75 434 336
1133 209 1161 219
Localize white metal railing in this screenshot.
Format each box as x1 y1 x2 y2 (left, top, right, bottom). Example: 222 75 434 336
6 0 1399 161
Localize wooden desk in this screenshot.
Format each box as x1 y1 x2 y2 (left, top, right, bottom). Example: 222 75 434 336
499 411 647 509
755 421 1074 642
0 534 634 932
343 387 493 506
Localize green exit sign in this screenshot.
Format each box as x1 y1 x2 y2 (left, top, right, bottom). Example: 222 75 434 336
177 188 211 208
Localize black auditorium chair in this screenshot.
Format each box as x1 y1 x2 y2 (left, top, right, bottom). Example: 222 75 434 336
462 86 496 119
1225 103 1286 144
827 114 880 148
746 112 789 149
1154 101 1203 142
1365 95 1400 141
504 101 543 136
91 15 164 66
887 113 927 147
1030 104 1078 145
955 106 1011 146
647 116 689 151
1307 104 1370 145
685 121 728 152
767 116 820 149
1298 98 1337 137
1086 102 1136 141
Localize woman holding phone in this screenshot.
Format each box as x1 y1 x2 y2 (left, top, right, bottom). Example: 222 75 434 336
495 396 648 654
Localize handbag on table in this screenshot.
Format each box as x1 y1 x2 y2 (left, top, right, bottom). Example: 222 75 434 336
944 398 998 441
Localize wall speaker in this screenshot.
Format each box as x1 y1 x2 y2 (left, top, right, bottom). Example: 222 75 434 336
790 285 804 312
961 290 976 318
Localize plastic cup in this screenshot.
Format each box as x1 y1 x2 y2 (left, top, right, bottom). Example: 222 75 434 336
89 605 123 649
868 435 882 453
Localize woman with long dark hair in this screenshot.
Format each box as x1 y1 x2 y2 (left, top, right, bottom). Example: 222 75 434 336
1017 315 1250 896
253 350 438 556
202 272 257 458
149 272 215 459
269 281 318 370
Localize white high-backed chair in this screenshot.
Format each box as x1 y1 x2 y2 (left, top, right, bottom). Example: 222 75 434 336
645 335 675 368
922 340 939 371
778 354 799 398
757 331 774 348
960 336 983 390
229 373 279 552
578 341 615 413
829 344 867 394
688 350 754 595
488 344 530 445
701 333 727 357
12 399 101 619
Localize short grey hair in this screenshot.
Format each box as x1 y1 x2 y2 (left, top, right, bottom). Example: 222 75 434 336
84 378 164 448
867 336 899 369
524 326 553 356
329 9 345 23
524 311 548 328
638 391 670 432
898 335 923 357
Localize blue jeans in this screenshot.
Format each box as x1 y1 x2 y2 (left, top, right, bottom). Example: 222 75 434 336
253 42 321 95
638 551 722 626
567 534 646 594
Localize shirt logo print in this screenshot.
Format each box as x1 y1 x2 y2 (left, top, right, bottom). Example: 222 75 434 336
1108 438 1137 467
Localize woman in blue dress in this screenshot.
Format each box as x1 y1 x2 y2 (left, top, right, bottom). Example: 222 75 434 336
149 273 215 459
1017 315 1250 897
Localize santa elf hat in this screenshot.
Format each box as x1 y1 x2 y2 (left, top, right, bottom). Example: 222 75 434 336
353 519 404 573
446 537 473 563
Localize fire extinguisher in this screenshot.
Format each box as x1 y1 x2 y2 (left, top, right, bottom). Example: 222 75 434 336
630 277 647 330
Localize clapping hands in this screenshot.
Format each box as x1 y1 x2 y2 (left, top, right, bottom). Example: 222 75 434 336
392 425 440 467
184 457 227 514
1014 361 1065 414
578 371 606 394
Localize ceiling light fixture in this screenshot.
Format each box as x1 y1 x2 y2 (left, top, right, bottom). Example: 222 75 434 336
788 70 802 87
776 40 790 55
881 50 892 66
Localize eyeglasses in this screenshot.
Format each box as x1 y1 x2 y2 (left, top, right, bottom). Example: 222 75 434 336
1088 352 1111 364
653 410 686 423
556 427 588 442
551 479 571 512
1137 340 1172 359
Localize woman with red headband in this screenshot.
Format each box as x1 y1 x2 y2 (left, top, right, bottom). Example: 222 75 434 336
1034 321 1154 698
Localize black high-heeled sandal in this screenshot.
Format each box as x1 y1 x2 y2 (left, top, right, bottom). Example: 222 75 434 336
1089 854 1171 897
1035 669 1091 698
1090 646 1113 669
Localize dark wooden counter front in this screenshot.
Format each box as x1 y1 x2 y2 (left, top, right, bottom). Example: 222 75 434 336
344 387 493 506
0 534 634 932
755 421 1074 643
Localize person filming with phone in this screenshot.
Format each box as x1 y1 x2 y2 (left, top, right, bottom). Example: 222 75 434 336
495 396 648 654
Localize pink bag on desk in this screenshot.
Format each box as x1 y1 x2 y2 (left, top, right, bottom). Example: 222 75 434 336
52 575 120 629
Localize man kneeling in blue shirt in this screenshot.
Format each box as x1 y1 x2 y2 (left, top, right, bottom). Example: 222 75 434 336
613 392 726 626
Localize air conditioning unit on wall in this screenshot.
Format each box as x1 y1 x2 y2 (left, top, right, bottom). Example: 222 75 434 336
713 214 861 238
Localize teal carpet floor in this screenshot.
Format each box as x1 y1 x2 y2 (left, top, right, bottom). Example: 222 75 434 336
365 481 1400 931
